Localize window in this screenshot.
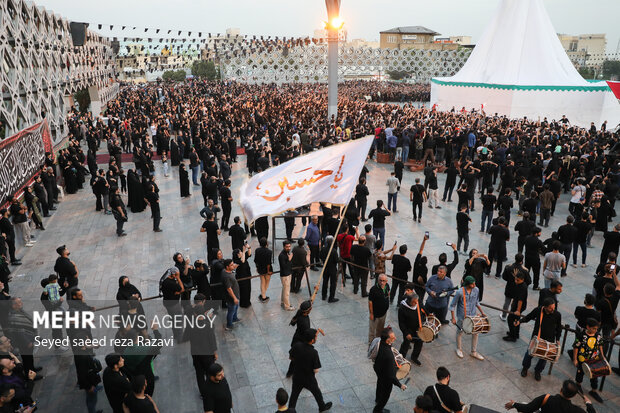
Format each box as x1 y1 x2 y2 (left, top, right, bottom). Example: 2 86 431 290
387 35 397 44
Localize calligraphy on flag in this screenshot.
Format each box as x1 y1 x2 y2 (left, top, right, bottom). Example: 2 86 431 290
0 120 52 206
239 136 373 223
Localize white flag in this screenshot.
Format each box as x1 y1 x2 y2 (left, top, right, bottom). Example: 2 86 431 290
240 136 373 223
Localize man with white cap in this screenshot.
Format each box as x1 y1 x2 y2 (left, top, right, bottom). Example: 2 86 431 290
450 276 485 360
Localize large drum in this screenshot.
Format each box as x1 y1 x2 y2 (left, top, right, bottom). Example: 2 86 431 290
391 347 411 380
528 337 560 362
462 315 491 335
418 314 441 343
583 359 611 379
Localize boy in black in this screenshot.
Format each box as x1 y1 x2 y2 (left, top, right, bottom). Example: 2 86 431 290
503 272 527 342
456 205 471 255
572 318 605 402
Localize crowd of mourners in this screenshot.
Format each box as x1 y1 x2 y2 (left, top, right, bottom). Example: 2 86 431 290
0 78 619 413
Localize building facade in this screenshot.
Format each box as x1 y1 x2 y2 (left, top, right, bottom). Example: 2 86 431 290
379 26 459 51
558 33 606 68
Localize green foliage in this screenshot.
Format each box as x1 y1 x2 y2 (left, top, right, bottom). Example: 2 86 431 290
577 66 595 79
74 88 91 114
191 60 219 80
602 60 620 80
162 70 187 82
386 70 409 81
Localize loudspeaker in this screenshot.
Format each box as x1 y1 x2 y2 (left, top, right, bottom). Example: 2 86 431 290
69 22 89 46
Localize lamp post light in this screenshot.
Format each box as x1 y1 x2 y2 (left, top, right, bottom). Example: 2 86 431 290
325 0 342 121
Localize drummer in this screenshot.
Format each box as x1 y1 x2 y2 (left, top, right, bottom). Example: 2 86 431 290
398 292 426 366
514 297 562 381
573 318 605 403
450 276 485 361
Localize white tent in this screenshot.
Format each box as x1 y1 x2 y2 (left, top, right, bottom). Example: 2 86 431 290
431 0 620 128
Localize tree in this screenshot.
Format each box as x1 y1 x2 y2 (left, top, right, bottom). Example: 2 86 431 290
191 60 219 80
74 88 91 114
602 60 620 80
577 66 595 79
162 70 187 82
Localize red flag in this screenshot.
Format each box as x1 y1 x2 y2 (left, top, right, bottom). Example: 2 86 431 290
607 81 620 100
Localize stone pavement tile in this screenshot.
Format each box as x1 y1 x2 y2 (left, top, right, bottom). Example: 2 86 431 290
383 399 418 413
452 374 530 411
316 368 353 393
342 359 377 386
251 380 284 408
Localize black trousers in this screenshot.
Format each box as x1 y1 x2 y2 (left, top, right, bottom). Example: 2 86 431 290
390 278 406 303
221 204 231 229
425 304 448 323
507 313 520 338
95 193 103 211
5 238 17 262
22 354 35 373
525 257 541 288
352 268 369 295
163 302 184 341
412 201 423 220
399 336 423 362
358 200 367 220
373 379 393 413
152 208 161 230
192 354 216 395
289 377 326 410
309 245 320 267
322 270 338 300
291 269 304 293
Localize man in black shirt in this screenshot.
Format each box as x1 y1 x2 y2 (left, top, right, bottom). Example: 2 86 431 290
373 328 406 413
595 283 620 348
423 367 462 413
144 184 161 232
201 212 221 265
398 293 425 365
574 294 601 331
349 236 372 297
368 275 390 343
102 354 132 413
356 178 369 221
278 240 295 310
288 329 332 412
505 379 595 413
600 224 620 265
368 200 390 243
524 228 544 290
390 244 411 303
516 298 562 381
410 178 426 223
501 254 530 321
53 245 79 295
503 271 527 342
254 238 273 303
557 215 577 276
538 280 562 307
320 236 339 303
514 212 535 254
497 188 514 225
455 205 471 255
480 187 497 232
488 217 510 279
202 364 233 413
431 244 459 278
219 179 233 230
572 212 592 267
189 260 211 298
0 209 19 265
228 216 246 251
109 186 127 237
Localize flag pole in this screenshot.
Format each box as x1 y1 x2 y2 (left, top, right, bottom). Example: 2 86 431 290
310 198 351 304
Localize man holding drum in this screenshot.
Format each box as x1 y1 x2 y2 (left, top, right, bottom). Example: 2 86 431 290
398 292 425 366
373 327 407 413
450 276 486 360
515 298 562 381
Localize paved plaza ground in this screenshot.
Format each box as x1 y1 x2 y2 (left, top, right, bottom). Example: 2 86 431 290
11 151 620 412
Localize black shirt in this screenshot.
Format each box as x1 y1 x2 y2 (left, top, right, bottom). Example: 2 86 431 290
290 342 321 381
350 244 372 268
456 211 470 235
489 225 510 250
481 194 497 210
145 191 159 213
368 208 390 229
368 284 390 318
524 236 544 260
593 276 615 298
595 291 620 327
515 219 535 238
538 288 559 307
457 190 471 209
573 221 592 244
391 255 411 280
513 393 595 413
511 282 528 313
320 246 338 275
410 184 426 202
557 223 577 244
228 224 246 250
520 306 562 342
123 393 158 413
573 306 600 329
254 247 273 274
202 220 220 246
102 367 132 413
497 195 514 211
202 377 233 413
424 383 461 413
54 256 77 282
278 250 292 276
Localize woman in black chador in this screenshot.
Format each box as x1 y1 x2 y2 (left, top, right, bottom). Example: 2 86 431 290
127 169 146 213
179 163 190 197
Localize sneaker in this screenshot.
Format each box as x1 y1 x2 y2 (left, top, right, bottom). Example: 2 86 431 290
589 391 603 403
455 349 464 358
262 296 270 303
534 371 541 381
25 243 34 247
435 206 442 209
470 352 484 361
233 318 241 323
502 335 517 342
328 298 339 303
499 314 507 321
319 401 333 412
521 368 528 377
285 306 296 311
224 325 234 331
411 359 422 366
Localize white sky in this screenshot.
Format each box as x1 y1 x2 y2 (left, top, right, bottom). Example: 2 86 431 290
34 0 620 53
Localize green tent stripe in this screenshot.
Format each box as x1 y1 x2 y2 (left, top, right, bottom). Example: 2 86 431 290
431 78 611 92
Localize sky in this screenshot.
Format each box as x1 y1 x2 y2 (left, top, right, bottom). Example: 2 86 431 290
34 0 620 53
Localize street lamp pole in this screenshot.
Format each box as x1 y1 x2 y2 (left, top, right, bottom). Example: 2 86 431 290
325 0 342 121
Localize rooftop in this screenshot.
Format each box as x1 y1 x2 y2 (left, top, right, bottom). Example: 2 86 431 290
380 26 440 36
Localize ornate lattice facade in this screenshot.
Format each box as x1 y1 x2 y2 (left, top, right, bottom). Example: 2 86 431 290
220 45 472 85
0 0 117 144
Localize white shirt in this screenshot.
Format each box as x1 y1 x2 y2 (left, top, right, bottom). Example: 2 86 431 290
570 185 586 203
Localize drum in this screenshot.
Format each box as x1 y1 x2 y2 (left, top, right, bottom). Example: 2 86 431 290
583 359 611 379
528 337 560 363
391 347 411 380
418 315 441 343
462 315 491 335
